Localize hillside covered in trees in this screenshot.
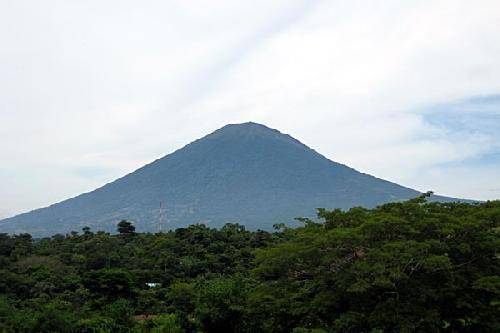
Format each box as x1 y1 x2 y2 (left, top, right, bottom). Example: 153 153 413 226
0 195 499 332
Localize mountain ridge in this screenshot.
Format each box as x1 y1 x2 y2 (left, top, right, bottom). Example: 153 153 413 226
0 122 462 236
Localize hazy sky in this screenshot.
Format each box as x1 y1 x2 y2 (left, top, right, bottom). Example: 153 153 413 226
1 0 500 219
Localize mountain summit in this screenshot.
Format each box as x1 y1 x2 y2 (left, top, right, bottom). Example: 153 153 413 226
1 122 441 236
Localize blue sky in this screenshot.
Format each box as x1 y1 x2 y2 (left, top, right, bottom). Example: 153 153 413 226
423 95 500 163
1 0 499 218
425 96 500 139
412 95 500 199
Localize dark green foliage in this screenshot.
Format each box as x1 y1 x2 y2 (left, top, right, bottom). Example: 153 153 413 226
249 197 500 332
117 220 136 236
0 197 498 332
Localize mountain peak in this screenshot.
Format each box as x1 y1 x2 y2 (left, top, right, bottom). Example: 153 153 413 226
215 122 277 135
207 122 303 147
230 121 266 127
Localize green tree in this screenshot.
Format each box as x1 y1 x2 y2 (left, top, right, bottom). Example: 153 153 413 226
117 220 136 236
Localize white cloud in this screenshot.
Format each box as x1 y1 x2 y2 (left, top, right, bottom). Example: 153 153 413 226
1 0 500 216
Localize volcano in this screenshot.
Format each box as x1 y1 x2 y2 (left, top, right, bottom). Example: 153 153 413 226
0 122 454 236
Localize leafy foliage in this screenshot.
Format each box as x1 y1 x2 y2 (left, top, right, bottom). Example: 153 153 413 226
0 197 498 332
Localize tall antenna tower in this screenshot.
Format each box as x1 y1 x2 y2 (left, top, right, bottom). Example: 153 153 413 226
159 201 165 233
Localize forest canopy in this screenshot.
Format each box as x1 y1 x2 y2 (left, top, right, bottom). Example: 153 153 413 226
0 195 499 332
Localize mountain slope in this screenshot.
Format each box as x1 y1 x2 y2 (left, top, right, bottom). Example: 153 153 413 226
0 122 453 236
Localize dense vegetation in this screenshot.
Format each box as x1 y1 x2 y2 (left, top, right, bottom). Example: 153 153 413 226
0 194 498 332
